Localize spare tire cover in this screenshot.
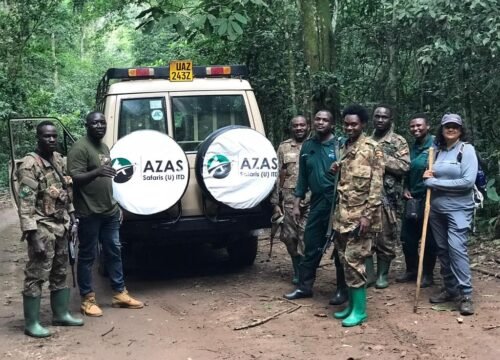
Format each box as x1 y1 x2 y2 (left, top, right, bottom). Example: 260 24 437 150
110 130 189 215
196 126 278 209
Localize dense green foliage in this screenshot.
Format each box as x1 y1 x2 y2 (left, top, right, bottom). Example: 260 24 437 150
1 0 499 233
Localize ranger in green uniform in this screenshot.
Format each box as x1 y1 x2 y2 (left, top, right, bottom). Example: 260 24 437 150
332 104 384 327
17 121 83 338
284 110 346 304
369 105 410 289
397 113 436 287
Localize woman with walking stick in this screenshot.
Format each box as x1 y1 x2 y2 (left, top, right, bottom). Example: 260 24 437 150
423 114 477 316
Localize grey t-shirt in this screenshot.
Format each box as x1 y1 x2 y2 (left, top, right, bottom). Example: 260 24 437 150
424 141 478 213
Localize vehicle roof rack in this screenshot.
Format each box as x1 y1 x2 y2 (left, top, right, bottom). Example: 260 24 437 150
95 64 248 111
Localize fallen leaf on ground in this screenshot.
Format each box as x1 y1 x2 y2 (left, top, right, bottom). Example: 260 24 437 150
457 317 464 324
431 303 456 312
314 313 327 317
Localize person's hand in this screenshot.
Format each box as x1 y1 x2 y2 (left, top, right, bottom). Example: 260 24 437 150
26 231 45 257
359 216 371 236
273 205 283 217
95 165 116 178
292 204 301 225
403 188 412 200
329 161 340 174
422 169 434 179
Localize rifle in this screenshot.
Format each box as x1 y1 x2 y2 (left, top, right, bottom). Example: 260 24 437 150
322 139 342 255
45 155 77 287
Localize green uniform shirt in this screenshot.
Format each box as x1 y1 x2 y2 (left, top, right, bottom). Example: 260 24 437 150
67 136 118 217
294 135 338 203
406 134 435 198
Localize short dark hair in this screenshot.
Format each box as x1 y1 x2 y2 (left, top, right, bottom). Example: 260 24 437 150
86 111 104 124
36 120 56 135
289 115 308 127
373 103 395 119
342 104 369 124
409 113 429 124
435 124 469 149
315 110 334 124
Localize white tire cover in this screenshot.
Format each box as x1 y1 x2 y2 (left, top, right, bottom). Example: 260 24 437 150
198 127 278 209
110 130 189 215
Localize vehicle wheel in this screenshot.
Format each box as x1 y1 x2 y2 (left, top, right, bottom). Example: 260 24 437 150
227 234 258 267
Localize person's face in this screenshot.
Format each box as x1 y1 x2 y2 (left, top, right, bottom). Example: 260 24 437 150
313 111 333 136
373 107 392 132
291 117 309 141
442 123 462 143
86 113 107 140
37 125 58 153
409 118 429 140
343 114 364 140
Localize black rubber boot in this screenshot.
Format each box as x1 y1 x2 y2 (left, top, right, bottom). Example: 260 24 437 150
375 258 391 289
421 253 436 288
291 255 302 285
396 255 417 283
329 251 348 305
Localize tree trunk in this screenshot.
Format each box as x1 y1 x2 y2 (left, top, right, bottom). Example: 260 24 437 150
52 32 58 88
298 0 338 117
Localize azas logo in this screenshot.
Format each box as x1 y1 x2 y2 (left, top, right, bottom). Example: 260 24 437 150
111 158 135 183
207 154 231 179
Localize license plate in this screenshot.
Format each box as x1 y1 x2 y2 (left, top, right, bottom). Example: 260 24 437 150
169 60 193 82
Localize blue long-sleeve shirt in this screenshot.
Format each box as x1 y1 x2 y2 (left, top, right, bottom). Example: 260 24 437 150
424 141 478 212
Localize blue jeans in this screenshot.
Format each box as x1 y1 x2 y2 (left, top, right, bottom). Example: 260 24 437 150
77 210 125 296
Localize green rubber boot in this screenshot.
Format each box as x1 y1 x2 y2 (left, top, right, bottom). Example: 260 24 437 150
291 255 302 285
342 287 367 327
333 288 352 319
51 288 84 326
23 295 51 338
375 259 391 289
365 256 376 288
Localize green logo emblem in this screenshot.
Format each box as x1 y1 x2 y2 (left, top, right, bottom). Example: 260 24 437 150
111 158 135 183
207 154 231 179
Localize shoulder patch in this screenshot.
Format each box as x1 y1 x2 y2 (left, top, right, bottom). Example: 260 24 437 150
18 156 37 170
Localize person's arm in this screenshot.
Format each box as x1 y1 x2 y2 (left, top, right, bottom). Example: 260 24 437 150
17 160 38 233
360 144 385 234
270 145 284 209
425 144 478 191
293 145 308 199
68 145 115 186
384 136 410 177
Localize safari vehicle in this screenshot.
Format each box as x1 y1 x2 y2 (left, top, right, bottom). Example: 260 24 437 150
94 62 273 267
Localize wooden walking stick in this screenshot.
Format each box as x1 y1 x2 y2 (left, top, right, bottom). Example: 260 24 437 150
414 147 434 313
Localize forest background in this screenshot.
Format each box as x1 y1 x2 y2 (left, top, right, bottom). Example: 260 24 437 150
0 0 499 235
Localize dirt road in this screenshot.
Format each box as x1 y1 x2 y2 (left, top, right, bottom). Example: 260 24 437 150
0 206 499 360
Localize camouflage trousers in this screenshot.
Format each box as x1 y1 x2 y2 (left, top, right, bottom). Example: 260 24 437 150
280 206 308 257
371 206 398 262
335 232 374 288
23 223 68 297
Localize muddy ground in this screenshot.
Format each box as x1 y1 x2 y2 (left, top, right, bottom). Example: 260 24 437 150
0 205 499 360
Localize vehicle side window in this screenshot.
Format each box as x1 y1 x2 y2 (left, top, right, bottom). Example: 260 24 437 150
118 98 167 139
172 95 250 152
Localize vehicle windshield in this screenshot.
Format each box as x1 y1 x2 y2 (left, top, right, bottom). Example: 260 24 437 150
118 98 167 139
172 95 250 152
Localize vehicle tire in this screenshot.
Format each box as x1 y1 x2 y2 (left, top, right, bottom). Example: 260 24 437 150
227 234 258 267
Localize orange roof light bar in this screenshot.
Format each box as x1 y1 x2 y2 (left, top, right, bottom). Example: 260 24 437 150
206 66 231 76
128 68 155 77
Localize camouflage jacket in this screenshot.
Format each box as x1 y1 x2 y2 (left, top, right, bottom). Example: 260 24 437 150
270 138 310 209
333 133 384 233
371 126 410 207
17 152 74 237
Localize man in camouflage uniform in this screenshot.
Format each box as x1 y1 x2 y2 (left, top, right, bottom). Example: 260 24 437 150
270 115 310 285
332 104 384 327
16 121 83 338
369 105 410 289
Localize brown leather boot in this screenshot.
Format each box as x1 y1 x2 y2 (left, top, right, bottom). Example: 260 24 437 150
81 292 103 317
112 288 144 309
